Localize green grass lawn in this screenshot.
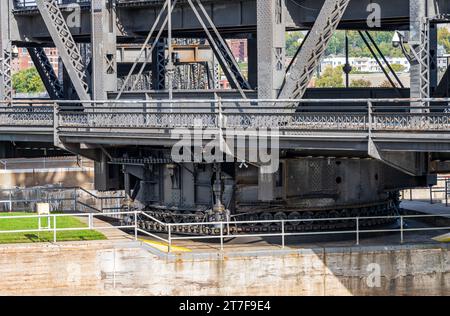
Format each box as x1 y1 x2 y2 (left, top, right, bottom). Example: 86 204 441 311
0 212 107 244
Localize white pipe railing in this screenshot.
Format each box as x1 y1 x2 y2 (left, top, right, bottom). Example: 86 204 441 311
136 211 450 252
1 209 450 252
0 210 137 243
0 186 125 214
402 177 450 207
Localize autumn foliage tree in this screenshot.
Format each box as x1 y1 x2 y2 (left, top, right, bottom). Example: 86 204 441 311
12 68 45 93
315 66 344 88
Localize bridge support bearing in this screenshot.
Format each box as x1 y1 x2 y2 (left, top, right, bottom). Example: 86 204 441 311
115 152 429 233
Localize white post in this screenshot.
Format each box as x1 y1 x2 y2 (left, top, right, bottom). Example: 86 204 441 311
8 190 12 212
134 211 138 241
53 215 57 243
74 188 78 211
400 216 404 244
356 217 360 245
168 225 172 253
220 223 224 251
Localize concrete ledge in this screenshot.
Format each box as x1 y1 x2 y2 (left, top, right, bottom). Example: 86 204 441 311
0 240 449 295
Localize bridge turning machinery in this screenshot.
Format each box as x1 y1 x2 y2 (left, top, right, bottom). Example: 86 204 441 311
1 0 450 233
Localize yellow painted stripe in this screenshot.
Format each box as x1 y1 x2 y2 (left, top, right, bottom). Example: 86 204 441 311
432 233 450 243
139 238 191 252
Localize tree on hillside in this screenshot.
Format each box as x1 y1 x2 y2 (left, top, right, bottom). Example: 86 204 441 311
379 80 397 88
350 79 371 87
286 31 305 57
315 66 344 88
387 63 406 73
12 68 45 93
438 27 450 53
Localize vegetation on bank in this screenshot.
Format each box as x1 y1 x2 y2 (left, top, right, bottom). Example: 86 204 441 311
0 212 106 244
12 68 45 94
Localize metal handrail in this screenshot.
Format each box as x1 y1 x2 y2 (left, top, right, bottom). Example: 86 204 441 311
1 210 450 252
0 186 125 215
1 97 450 104
134 210 450 252
403 177 450 207
0 210 137 243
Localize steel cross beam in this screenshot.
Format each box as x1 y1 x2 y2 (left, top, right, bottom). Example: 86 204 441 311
278 0 350 102
208 37 250 90
28 47 64 100
116 0 177 99
35 0 90 101
187 0 248 99
358 31 402 96
192 0 250 91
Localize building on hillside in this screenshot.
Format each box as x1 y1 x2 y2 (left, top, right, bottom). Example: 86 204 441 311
320 56 410 73
227 39 248 62
12 48 59 74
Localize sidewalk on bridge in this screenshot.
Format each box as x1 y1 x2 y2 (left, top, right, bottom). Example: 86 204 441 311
75 215 133 241
401 200 450 218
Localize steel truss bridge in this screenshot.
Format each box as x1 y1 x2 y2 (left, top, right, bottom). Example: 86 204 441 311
1 0 450 212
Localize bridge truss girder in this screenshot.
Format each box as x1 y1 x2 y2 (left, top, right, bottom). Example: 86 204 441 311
28 47 64 100
278 0 350 101
35 0 90 101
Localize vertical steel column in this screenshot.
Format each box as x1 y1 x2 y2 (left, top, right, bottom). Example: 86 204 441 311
167 0 174 102
91 0 117 100
410 0 431 109
151 40 166 90
257 0 286 100
255 1 286 201
247 36 258 89
0 0 13 101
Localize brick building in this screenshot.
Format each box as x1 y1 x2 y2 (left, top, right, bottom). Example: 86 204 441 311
227 39 247 62
12 48 59 74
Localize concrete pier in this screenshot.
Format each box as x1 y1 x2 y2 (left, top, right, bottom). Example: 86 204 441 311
0 241 448 296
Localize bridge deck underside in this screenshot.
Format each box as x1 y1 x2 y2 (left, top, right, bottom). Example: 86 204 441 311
12 0 449 44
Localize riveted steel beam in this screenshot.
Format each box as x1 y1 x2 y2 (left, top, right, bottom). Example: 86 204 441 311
278 0 350 102
36 0 90 100
28 47 64 99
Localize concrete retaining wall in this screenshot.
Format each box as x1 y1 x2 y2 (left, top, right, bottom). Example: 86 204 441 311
0 168 94 189
0 242 449 296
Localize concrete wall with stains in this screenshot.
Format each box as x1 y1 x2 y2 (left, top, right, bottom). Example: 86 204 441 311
0 241 448 295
